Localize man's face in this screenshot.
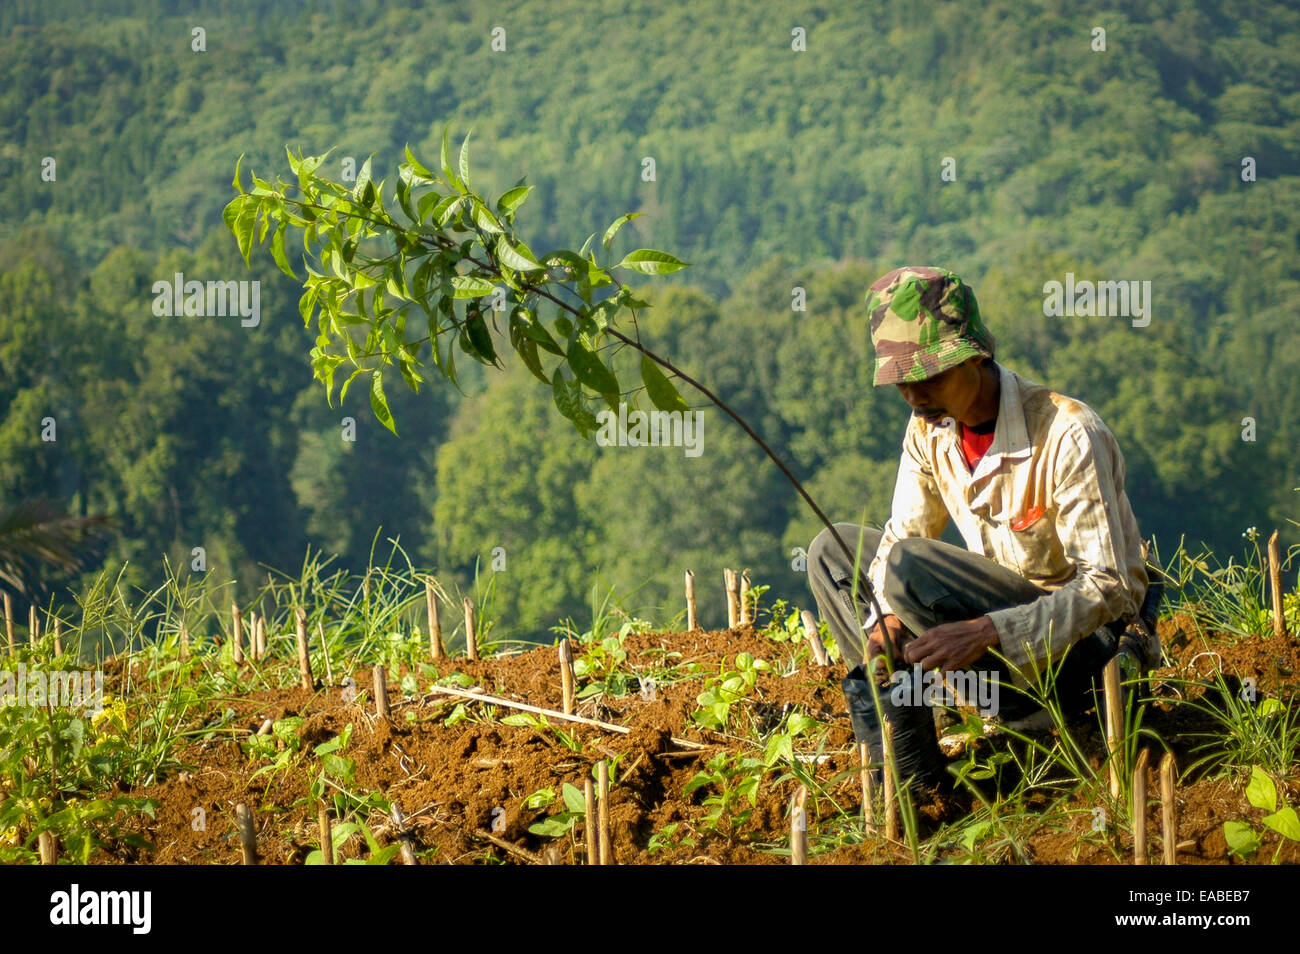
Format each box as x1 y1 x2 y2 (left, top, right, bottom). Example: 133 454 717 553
894 358 983 425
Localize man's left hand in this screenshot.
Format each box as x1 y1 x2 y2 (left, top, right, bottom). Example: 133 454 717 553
903 616 1000 671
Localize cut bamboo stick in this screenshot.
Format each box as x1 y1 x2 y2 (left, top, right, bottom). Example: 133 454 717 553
177 621 187 661
231 602 245 665
1103 656 1124 799
724 569 739 629
426 578 443 660
318 804 333 865
464 597 478 661
597 760 612 865
420 683 709 749
1268 530 1285 637
584 778 598 865
235 803 258 865
389 802 419 865
3 591 13 653
883 721 898 842
859 741 876 832
317 620 333 685
801 609 829 666
558 638 575 715
1160 752 1177 865
373 664 391 718
53 619 63 657
685 570 697 631
1132 747 1150 865
295 607 314 691
790 784 808 865
28 606 38 648
38 831 57 865
255 614 267 660
739 569 752 624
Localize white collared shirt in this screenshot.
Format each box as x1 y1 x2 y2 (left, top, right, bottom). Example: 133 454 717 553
867 362 1149 680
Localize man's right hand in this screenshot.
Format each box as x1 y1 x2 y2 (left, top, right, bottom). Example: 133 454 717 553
866 613 910 664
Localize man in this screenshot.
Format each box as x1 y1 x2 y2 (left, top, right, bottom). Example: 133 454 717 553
806 265 1160 793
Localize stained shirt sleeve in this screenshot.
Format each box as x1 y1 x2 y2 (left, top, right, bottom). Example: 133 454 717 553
985 417 1146 671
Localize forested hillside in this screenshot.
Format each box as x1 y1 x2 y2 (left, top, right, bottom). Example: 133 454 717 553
1 0 1297 639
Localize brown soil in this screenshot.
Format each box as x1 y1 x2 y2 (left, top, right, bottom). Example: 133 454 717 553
94 618 1298 864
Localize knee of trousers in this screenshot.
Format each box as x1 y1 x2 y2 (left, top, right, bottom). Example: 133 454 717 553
882 536 945 615
807 523 882 580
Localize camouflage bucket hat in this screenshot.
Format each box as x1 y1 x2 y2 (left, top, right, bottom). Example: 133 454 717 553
865 266 996 386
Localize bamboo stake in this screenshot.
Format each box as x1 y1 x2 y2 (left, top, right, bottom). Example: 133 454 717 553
177 621 187 661
1132 748 1150 865
724 569 739 629
38 831 57 865
584 778 598 865
685 570 697 631
255 614 267 660
235 803 258 865
3 591 13 653
1160 752 1177 865
317 620 333 685
318 804 333 865
739 569 752 624
801 609 829 666
464 597 478 660
1103 656 1124 799
597 760 612 865
373 664 391 718
295 607 314 691
426 578 444 660
389 802 419 865
558 638 575 715
231 602 245 665
28 606 38 648
419 683 709 749
859 741 876 832
882 721 898 842
53 619 63 657
1268 530 1285 637
790 784 808 865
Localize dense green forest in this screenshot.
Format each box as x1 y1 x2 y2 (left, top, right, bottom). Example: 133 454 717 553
1 0 1297 640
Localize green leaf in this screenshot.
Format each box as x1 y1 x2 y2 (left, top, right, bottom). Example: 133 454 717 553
567 339 620 408
458 130 472 191
441 125 464 192
640 355 690 412
516 311 563 355
1263 806 1300 841
1224 820 1262 857
614 248 688 275
403 144 435 180
465 308 500 366
1246 766 1277 813
561 783 586 814
497 183 533 216
450 275 497 298
552 369 599 437
271 222 294 277
232 154 245 193
470 198 505 234
370 371 397 435
496 238 544 273
603 212 643 251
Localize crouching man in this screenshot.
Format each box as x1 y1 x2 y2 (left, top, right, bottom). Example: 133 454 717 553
806 266 1159 794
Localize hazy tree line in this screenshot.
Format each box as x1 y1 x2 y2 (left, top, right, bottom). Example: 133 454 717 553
0 0 1295 639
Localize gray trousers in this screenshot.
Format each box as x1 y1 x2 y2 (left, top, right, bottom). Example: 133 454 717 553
806 523 1119 722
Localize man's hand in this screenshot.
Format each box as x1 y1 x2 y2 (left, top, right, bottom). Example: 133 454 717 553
866 613 909 665
903 616 1000 671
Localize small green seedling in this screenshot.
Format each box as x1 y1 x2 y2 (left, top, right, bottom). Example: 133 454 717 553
1224 765 1300 862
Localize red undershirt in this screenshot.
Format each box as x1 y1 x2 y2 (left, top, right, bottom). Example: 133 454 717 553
958 418 997 471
